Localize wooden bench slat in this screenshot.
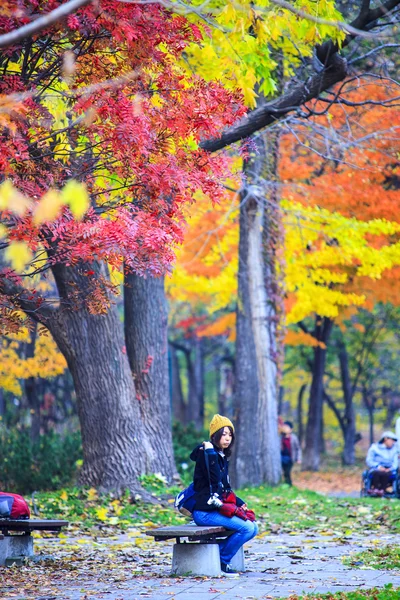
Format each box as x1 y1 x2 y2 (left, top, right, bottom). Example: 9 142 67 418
146 525 230 540
0 519 68 533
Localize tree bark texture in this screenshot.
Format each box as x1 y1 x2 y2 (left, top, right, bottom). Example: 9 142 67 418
47 262 149 493
124 273 176 482
303 317 333 471
233 128 281 487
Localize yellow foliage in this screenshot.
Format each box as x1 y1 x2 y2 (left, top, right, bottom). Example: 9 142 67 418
5 241 32 273
33 190 64 225
283 201 400 324
184 0 344 106
0 328 67 395
61 180 90 220
0 180 31 215
95 507 109 521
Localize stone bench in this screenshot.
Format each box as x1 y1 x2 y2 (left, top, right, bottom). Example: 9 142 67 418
146 524 244 576
0 519 69 566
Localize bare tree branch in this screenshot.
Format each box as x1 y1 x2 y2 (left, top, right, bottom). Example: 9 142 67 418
0 0 92 49
0 272 57 324
201 0 400 152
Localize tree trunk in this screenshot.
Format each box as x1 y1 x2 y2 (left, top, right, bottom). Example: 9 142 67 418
319 405 326 455
124 273 176 482
363 387 375 445
233 127 281 487
297 383 307 445
185 337 205 429
169 343 186 423
0 389 5 420
218 361 234 418
47 262 149 493
303 317 333 471
233 193 260 487
339 341 356 465
24 321 41 444
384 393 398 428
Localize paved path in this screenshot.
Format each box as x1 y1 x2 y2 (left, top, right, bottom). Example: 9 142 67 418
5 531 399 600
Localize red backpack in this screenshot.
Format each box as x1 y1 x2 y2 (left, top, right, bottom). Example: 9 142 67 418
0 492 30 519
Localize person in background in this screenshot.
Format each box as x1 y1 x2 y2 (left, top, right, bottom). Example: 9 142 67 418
280 421 302 486
395 416 400 453
366 431 398 496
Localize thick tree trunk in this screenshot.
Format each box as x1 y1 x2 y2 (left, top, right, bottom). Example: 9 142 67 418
233 127 281 487
303 317 333 471
339 341 356 465
124 273 176 482
169 343 186 423
185 337 205 429
233 196 260 487
48 262 149 493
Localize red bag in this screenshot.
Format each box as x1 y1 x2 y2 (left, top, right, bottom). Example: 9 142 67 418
0 492 30 519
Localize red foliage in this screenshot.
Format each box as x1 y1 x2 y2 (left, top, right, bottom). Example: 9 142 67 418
0 1 245 290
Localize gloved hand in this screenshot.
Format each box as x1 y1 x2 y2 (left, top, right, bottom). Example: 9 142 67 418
245 509 256 522
234 506 248 521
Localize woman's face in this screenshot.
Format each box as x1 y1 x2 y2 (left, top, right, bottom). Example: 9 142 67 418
384 437 396 448
218 427 233 450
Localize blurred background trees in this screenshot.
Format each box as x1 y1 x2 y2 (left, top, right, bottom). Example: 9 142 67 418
1 0 400 493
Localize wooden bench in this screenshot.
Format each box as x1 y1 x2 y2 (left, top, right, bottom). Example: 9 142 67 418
146 524 244 576
0 519 68 566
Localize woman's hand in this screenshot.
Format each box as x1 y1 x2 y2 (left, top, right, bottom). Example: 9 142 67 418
241 503 248 510
203 441 213 450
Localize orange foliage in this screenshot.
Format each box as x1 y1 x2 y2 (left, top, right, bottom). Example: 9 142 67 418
280 79 400 315
284 329 326 348
197 312 236 341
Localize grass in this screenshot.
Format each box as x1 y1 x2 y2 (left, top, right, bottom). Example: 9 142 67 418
285 586 400 599
344 546 400 570
240 484 400 535
32 476 400 537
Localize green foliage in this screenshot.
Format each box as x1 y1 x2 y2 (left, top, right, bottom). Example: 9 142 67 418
344 546 400 570
0 429 82 494
35 486 184 532
289 585 398 599
32 483 400 538
172 420 208 482
240 485 400 535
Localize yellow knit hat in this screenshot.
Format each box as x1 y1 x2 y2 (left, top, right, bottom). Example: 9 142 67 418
209 414 235 438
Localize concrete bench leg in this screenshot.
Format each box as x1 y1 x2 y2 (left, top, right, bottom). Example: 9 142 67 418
0 535 34 566
172 543 221 576
230 546 245 572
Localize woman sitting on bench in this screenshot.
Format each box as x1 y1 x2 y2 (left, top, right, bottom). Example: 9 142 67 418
366 431 398 496
190 414 258 575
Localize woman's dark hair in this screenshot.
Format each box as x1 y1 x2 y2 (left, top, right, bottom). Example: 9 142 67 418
284 420 293 429
211 426 235 458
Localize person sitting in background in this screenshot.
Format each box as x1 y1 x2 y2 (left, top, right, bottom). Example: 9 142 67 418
281 421 302 486
366 431 398 496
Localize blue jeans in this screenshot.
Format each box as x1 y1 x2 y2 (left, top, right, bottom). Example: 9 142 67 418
193 510 258 565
